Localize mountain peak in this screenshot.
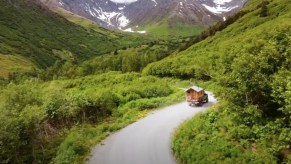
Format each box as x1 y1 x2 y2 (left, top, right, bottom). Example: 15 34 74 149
43 0 247 36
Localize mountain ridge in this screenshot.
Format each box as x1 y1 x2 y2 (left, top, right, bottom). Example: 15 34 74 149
0 0 147 73
41 0 247 36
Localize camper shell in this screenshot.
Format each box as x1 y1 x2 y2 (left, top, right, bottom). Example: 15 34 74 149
185 86 208 106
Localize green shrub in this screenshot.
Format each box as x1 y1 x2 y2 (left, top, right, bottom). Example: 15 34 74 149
0 72 184 163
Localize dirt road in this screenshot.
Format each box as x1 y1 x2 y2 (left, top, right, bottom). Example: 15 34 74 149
88 92 216 164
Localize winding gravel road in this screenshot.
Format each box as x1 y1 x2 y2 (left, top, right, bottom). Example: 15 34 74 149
88 92 216 164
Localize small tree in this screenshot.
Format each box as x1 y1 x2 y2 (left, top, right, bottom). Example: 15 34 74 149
260 1 269 17
114 49 118 55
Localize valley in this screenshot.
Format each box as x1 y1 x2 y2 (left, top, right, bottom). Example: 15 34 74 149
0 0 290 163
0 0 149 71
41 0 247 37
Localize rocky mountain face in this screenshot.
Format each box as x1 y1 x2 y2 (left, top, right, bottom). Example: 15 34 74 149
41 0 247 33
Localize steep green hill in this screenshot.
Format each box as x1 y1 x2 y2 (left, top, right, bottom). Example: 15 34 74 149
0 0 146 71
141 0 291 162
0 54 34 78
136 21 204 38
144 0 291 79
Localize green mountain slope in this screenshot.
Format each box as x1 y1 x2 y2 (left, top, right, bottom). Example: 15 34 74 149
135 21 204 38
0 2 185 163
144 0 291 79
0 54 34 78
142 0 291 162
0 0 146 71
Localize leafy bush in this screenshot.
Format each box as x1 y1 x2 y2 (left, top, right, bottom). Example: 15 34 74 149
0 72 183 163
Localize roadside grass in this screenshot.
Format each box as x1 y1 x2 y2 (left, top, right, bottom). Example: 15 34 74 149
0 71 192 163
52 88 185 164
172 105 246 164
172 102 281 163
0 54 34 78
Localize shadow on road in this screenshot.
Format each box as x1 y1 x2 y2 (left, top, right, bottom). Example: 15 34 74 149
189 101 215 108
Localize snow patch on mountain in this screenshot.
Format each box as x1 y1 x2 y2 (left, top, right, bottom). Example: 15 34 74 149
110 0 139 4
58 1 64 6
152 0 158 7
213 0 234 5
87 7 129 28
122 28 146 34
203 4 239 14
117 14 130 27
118 6 125 10
203 0 239 14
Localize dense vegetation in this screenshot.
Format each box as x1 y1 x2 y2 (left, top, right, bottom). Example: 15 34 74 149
0 0 290 163
167 0 291 162
5 39 183 81
0 0 147 69
0 72 186 163
77 41 181 75
1 0 194 79
0 3 190 163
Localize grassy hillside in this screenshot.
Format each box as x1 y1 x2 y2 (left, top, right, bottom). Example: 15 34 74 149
141 21 204 38
52 7 148 44
7 36 183 81
140 0 291 162
0 54 35 78
0 0 147 71
144 0 291 79
77 40 182 76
